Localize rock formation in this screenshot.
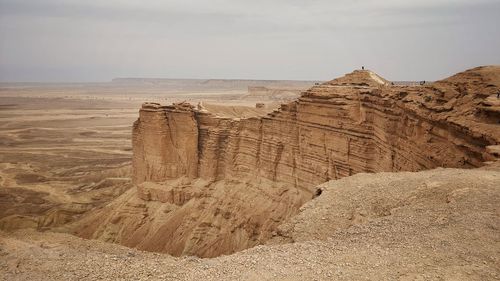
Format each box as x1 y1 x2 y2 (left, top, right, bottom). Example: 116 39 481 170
133 67 500 190
72 66 500 258
5 167 500 280
132 102 199 183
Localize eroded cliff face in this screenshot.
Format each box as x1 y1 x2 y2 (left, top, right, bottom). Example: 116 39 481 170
133 67 500 191
72 176 308 257
73 66 500 258
132 102 199 183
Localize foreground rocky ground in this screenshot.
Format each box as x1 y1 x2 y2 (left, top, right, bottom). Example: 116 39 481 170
1 67 499 279
1 168 499 281
67 66 500 259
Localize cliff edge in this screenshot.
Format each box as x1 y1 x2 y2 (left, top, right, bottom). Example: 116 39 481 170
133 67 500 188
70 66 500 257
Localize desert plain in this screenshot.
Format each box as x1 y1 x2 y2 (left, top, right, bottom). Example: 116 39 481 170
0 68 499 281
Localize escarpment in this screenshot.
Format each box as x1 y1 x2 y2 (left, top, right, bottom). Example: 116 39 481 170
133 67 500 189
132 102 199 183
73 66 500 258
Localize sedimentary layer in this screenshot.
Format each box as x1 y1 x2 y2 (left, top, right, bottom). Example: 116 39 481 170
5 168 500 280
71 176 310 257
73 66 500 257
133 67 500 191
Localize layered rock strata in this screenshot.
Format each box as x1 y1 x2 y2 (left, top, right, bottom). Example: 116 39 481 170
132 102 198 183
133 67 500 192
74 66 499 257
73 177 308 257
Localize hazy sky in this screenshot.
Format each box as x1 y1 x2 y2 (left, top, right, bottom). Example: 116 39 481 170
0 0 499 82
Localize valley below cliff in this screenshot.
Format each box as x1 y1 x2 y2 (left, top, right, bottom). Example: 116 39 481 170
1 66 500 280
65 66 500 259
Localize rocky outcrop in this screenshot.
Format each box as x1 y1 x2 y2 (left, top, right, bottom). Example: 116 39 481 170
74 66 499 258
72 176 310 257
7 167 500 280
132 102 199 183
133 67 500 192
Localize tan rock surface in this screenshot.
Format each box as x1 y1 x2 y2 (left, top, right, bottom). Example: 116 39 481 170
70 176 309 258
134 67 500 190
2 168 499 280
69 66 500 258
132 102 199 183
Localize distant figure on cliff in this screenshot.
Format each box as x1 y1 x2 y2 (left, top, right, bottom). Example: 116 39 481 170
197 101 205 111
362 66 365 70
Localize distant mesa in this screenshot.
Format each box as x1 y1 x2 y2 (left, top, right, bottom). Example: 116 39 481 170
111 77 319 92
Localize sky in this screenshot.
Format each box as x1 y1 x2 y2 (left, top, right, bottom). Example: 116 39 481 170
0 0 499 82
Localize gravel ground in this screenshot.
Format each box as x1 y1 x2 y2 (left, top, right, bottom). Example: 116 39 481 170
1 168 499 281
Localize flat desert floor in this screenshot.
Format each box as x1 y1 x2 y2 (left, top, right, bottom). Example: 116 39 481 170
0 81 295 232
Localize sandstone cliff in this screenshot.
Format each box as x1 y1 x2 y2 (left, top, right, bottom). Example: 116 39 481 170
133 66 500 190
72 66 500 257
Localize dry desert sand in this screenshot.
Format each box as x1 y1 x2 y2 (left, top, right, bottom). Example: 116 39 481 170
1 67 500 280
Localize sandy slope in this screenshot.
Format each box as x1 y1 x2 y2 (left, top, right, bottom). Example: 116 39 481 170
0 94 277 232
1 68 499 280
1 168 499 281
